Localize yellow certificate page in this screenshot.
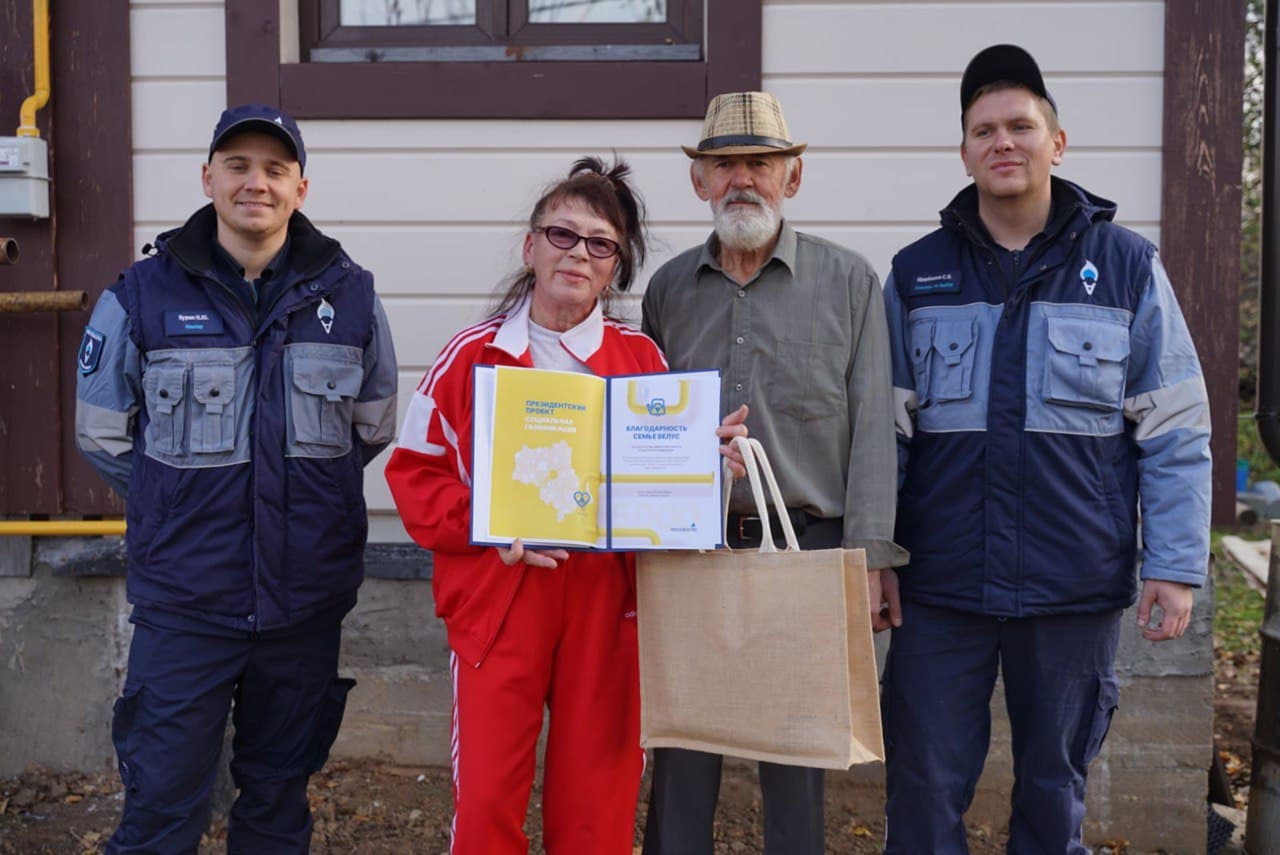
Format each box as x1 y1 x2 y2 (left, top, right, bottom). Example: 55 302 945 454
484 366 606 547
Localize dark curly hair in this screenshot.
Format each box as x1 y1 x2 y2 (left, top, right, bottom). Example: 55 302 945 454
492 155 647 319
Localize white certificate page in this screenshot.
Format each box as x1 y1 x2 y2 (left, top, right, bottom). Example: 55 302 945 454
606 370 723 550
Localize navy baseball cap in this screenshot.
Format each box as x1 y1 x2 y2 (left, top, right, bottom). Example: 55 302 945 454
209 104 306 172
960 44 1057 115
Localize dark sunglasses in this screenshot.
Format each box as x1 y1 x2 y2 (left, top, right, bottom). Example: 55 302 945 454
536 225 621 259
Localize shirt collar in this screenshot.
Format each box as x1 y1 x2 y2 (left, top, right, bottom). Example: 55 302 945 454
489 293 605 364
212 235 290 283
695 219 797 277
970 182 1077 253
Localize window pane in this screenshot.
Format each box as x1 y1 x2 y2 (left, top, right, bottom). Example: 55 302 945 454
527 0 666 24
339 0 477 25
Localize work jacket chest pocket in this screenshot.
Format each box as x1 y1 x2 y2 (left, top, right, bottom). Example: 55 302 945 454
910 317 977 407
1043 317 1129 411
143 365 188 455
286 344 364 458
191 365 236 453
142 351 247 464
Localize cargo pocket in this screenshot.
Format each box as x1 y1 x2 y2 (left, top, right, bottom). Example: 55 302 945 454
910 316 977 406
304 678 356 775
191 364 236 453
111 689 142 793
143 365 188 456
1044 317 1129 411
1081 675 1120 765
287 353 363 457
930 318 977 402
908 319 935 408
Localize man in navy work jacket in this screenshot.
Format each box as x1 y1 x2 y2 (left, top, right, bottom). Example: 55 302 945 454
75 104 397 853
882 45 1211 853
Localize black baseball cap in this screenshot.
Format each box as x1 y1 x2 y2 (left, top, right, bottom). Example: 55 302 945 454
209 103 306 172
960 44 1057 115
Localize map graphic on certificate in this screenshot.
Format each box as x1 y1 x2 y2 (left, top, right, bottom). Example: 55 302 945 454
471 366 723 550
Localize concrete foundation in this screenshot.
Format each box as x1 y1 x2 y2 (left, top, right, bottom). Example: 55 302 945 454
0 539 1215 852
0 557 130 777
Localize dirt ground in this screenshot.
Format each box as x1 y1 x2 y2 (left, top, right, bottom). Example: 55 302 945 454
1 681 1255 855
0 758 1006 855
0 569 1261 854
1212 631 1262 814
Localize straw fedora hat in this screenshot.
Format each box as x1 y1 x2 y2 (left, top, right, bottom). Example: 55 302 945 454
682 91 808 159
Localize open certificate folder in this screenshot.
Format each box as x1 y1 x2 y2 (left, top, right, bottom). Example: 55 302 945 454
471 365 724 551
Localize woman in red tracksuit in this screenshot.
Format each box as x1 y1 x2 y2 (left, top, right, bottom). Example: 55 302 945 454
386 157 745 853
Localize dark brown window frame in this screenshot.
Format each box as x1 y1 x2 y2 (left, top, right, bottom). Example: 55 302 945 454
225 0 760 119
305 0 700 53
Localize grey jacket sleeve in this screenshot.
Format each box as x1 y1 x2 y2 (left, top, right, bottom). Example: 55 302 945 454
844 264 909 569
355 292 399 466
75 288 141 498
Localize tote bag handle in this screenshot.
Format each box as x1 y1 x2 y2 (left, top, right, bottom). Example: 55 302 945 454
721 436 801 553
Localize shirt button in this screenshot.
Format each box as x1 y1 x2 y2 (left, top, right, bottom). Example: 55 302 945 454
247 614 255 624
735 383 744 391
309 283 320 292
1083 342 1093 351
327 380 337 390
738 290 746 298
736 336 744 345
949 342 958 351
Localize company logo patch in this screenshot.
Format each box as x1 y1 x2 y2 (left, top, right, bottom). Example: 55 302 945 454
164 311 225 336
912 273 960 295
317 298 335 334
1080 260 1099 296
77 327 105 375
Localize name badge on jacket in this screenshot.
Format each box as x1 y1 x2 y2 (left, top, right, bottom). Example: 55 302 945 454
164 311 225 336
912 274 960 296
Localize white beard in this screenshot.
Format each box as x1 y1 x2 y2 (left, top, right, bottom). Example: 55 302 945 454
712 190 781 251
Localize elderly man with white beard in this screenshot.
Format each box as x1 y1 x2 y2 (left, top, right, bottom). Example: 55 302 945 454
639 92 906 855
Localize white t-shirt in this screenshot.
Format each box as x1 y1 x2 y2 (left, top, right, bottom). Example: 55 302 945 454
527 318 593 374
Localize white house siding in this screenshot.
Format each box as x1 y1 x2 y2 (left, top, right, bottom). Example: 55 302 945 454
129 0 1166 540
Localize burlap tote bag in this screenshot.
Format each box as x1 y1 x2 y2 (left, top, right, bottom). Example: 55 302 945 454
637 437 884 769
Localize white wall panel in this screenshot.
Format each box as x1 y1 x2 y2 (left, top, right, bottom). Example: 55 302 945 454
762 2 1164 75
130 6 226 79
771 77 1164 149
132 80 226 150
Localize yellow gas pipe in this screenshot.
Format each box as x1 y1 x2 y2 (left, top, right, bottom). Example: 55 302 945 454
17 0 51 138
0 520 125 537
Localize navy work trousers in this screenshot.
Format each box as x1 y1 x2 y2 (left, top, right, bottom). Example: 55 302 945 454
642 512 841 855
106 615 353 854
882 601 1122 854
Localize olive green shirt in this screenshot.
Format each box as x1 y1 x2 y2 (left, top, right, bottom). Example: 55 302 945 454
641 221 907 569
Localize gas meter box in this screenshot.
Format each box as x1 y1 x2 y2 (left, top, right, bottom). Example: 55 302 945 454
0 136 50 219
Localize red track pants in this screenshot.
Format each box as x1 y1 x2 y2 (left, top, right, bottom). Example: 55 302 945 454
448 555 643 854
